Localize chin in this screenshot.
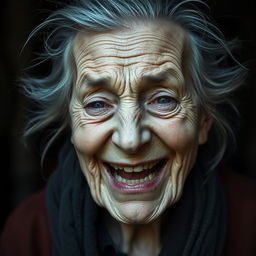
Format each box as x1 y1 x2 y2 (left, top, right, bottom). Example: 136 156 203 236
100 180 176 224
118 202 162 224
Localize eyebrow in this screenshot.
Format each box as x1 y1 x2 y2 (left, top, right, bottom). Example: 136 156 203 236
137 69 183 94
141 69 181 85
78 74 110 89
77 68 181 91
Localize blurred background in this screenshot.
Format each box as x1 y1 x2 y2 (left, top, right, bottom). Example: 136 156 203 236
0 0 255 231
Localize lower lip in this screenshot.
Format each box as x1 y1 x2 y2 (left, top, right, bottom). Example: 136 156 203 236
104 162 166 194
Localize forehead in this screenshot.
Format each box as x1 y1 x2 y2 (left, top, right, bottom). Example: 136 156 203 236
72 20 187 87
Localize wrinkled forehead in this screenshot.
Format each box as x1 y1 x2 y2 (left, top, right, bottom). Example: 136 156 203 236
72 20 188 88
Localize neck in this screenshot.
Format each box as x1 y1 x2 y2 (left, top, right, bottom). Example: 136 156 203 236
104 212 162 256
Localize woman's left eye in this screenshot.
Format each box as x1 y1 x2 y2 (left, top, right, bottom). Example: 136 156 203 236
85 100 113 116
148 95 178 112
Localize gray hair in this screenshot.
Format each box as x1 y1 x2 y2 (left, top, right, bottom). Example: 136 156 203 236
22 0 247 171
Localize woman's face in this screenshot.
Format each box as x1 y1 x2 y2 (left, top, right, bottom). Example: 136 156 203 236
69 20 211 224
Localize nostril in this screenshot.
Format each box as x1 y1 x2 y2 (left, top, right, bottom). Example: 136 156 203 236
111 128 151 153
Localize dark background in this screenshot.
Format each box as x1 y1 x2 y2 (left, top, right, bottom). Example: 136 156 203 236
0 0 256 231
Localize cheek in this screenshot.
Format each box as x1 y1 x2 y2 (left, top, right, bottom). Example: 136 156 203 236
151 118 199 153
71 123 111 155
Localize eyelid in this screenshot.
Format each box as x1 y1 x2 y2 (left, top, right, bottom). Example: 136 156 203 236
82 90 118 104
84 96 111 105
146 88 178 101
145 91 180 116
83 93 117 118
81 88 117 102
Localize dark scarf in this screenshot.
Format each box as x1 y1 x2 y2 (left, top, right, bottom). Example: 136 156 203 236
46 141 227 256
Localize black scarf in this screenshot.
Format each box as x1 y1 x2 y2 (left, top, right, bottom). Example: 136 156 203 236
46 141 227 256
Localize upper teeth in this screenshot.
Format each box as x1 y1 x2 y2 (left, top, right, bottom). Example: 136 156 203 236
109 160 159 173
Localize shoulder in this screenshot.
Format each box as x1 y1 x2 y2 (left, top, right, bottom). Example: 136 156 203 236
220 169 256 256
0 189 52 256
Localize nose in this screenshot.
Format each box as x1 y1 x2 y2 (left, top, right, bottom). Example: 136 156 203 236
112 114 151 154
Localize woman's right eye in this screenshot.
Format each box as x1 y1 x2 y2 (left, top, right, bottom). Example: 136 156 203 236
85 100 113 116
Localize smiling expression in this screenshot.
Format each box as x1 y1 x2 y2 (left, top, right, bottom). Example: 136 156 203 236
69 20 211 224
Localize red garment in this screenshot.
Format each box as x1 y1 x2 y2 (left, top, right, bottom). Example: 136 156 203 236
0 170 256 256
221 170 256 256
0 190 51 256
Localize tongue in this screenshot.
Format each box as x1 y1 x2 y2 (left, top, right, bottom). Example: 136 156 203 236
116 168 155 180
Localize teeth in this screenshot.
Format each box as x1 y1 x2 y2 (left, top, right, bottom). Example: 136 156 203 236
110 160 159 173
133 166 144 172
114 172 156 184
125 167 134 173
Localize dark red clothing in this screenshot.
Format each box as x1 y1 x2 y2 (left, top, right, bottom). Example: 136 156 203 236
0 190 51 256
0 170 256 256
221 170 256 256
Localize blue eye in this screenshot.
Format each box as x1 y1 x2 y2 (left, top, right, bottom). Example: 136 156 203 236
156 96 172 104
148 95 178 113
88 101 107 109
85 101 113 116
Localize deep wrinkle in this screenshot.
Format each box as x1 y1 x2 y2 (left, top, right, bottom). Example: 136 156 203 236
69 20 213 255
77 68 184 93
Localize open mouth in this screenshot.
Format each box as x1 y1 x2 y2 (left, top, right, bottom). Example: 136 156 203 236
104 159 166 186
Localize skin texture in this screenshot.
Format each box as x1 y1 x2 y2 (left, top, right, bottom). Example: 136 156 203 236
69 20 212 255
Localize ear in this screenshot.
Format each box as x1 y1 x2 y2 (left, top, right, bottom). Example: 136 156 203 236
198 112 213 145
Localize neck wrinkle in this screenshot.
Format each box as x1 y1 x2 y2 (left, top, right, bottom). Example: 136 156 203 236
104 212 162 256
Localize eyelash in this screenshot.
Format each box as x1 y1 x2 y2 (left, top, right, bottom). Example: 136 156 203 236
146 95 179 114
85 100 113 116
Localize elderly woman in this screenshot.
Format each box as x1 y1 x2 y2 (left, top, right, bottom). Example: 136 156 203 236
1 0 255 255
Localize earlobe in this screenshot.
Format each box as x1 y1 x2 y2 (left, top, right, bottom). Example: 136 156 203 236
198 113 213 145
